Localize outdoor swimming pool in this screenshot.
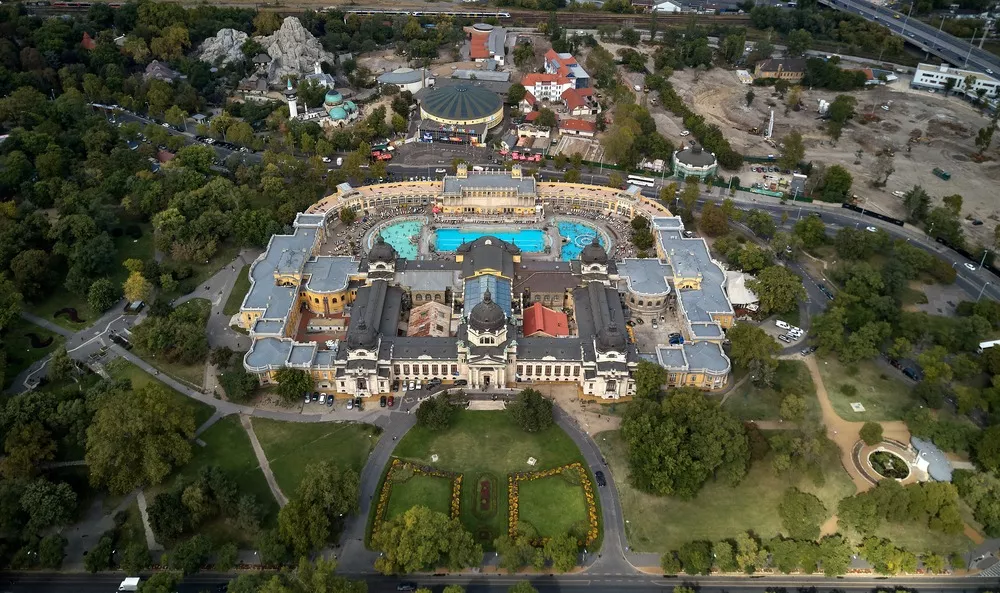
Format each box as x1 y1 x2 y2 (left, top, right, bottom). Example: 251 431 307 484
434 228 547 253
557 220 606 261
377 219 422 260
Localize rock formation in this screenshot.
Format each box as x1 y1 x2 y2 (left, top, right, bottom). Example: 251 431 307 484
196 28 248 66
256 17 335 86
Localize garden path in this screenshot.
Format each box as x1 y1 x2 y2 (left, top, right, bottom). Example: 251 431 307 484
136 489 163 552
241 415 289 507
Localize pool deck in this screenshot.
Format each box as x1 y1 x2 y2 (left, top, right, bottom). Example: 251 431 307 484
363 214 613 263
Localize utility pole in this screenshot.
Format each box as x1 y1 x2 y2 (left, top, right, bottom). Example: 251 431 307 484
965 29 977 68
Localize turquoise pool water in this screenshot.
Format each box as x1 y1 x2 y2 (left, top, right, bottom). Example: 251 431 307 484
434 228 546 253
377 219 422 260
557 220 605 261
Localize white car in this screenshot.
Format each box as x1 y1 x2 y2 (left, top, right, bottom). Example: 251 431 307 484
346 399 354 410
865 226 878 233
435 168 446 174
881 105 890 111
409 380 416 390
319 394 326 404
304 393 311 404
965 263 977 271
161 122 170 128
680 130 690 136
892 190 906 198
402 382 408 392
321 156 331 163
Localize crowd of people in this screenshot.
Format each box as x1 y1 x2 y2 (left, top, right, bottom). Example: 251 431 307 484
324 205 431 257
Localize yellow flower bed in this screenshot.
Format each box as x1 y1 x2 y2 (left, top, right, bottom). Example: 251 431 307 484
506 462 599 546
372 458 463 541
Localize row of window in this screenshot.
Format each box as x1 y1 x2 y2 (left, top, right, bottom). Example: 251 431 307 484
394 363 459 377
516 364 581 377
414 293 445 302
629 295 667 305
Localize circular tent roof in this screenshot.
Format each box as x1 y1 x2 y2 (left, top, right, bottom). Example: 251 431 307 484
420 85 502 123
468 289 506 333
675 143 717 167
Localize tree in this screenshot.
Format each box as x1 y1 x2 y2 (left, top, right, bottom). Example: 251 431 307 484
746 210 777 238
747 265 806 315
726 322 780 373
536 108 557 129
699 202 730 236
778 487 827 540
975 425 1000 472
860 421 884 446
660 551 682 573
779 393 807 421
713 540 737 572
495 528 544 572
816 165 852 202
20 478 76 534
10 249 51 302
507 389 554 432
416 394 457 430
372 505 482 574
86 383 196 494
745 89 755 107
339 207 357 225
139 571 182 593
273 368 314 404
169 534 212 575
253 11 282 35
123 271 153 303
278 462 360 556
942 193 963 217
902 185 931 223
779 130 805 170
3 421 56 478
121 542 151 574
215 542 239 571
785 29 813 56
255 529 288 566
508 583 538 593
543 532 578 572
828 94 857 125
48 347 76 382
507 83 527 105
621 389 749 498
793 214 827 249
621 28 641 45
873 151 895 187
634 360 668 399
38 534 67 569
677 540 712 574
925 206 964 247
734 531 767 573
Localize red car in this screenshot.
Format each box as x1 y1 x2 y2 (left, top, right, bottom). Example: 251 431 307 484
387 395 395 407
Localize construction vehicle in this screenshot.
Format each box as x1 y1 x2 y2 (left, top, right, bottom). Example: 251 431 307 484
932 167 951 180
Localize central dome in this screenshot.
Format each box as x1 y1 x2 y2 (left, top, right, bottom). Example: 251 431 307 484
596 323 626 353
420 85 503 123
469 288 506 333
368 235 398 263
580 237 608 264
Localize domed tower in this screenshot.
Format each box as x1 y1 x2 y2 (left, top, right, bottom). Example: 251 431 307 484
466 289 507 346
366 234 398 277
579 236 610 281
285 78 298 119
595 322 627 354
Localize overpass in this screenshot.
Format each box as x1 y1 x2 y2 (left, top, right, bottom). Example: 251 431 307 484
819 0 1000 77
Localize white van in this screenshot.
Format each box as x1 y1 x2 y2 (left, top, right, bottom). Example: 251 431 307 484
472 165 485 172
776 320 791 330
119 577 141 592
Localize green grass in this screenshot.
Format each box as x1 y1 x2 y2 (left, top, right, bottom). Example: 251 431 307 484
386 474 453 520
723 359 820 424
251 418 381 496
30 226 155 331
388 410 596 550
164 416 279 545
223 264 251 316
595 429 856 553
901 285 929 306
106 358 215 428
118 501 150 552
1 316 64 389
133 298 211 388
817 355 916 422
518 476 588 539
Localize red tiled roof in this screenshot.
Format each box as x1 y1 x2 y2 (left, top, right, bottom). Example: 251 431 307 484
469 31 491 60
81 32 96 51
524 111 539 122
522 302 569 337
558 119 596 133
156 149 176 163
561 88 585 110
523 91 536 106
522 73 572 88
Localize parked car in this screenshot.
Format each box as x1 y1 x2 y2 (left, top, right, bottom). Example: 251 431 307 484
428 378 442 387
455 379 468 386
778 335 791 343
312 392 319 402
408 380 416 391
397 583 418 592
903 367 921 381
354 397 363 409
380 395 387 407
595 471 607 487
387 395 395 407
304 393 311 404
346 399 354 410
326 397 334 407
319 394 326 404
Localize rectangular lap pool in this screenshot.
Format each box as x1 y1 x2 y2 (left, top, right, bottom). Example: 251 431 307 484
433 228 546 252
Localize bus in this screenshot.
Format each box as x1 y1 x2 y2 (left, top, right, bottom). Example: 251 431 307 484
627 174 656 188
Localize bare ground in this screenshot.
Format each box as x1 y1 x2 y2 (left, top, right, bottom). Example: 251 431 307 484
656 68 999 245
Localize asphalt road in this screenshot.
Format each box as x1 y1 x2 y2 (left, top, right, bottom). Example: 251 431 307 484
6 571 1000 593
820 0 1000 76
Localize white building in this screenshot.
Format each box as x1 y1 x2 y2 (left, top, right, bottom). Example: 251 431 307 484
377 68 433 94
652 1 683 12
911 62 1000 101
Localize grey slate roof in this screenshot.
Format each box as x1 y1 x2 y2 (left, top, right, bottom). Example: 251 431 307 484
573 282 629 350
252 320 286 336
378 68 426 85
400 260 463 272
390 337 459 360
245 338 293 372
345 280 403 351
517 337 583 361
675 144 717 167
690 323 724 338
303 256 357 292
655 342 730 373
420 84 502 121
444 172 536 196
397 269 460 292
657 228 733 323
912 437 953 481
289 343 317 366
617 258 673 296
655 346 687 369
459 236 519 279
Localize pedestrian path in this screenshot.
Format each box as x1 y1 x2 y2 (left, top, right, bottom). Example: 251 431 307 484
136 490 163 551
240 414 289 507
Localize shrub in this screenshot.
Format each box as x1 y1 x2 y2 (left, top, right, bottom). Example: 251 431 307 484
860 422 884 446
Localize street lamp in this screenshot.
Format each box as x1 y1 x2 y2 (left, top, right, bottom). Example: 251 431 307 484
978 282 991 302
980 248 990 270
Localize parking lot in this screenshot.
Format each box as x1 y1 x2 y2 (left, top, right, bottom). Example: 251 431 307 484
630 309 686 353
745 164 795 193
759 318 807 348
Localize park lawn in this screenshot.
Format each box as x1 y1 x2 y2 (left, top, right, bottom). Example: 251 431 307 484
30 226 155 331
1 317 64 389
222 264 251 316
386 474 453 521
106 358 215 428
901 284 929 307
518 476 588 540
250 418 380 495
118 501 150 552
132 298 211 388
165 416 279 545
595 429 856 552
164 244 241 300
723 359 820 424
817 355 916 422
390 410 593 550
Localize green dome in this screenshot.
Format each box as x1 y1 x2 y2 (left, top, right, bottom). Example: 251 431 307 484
329 106 348 120
325 90 343 105
420 85 501 122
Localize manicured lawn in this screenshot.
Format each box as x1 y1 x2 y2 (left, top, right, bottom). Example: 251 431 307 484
865 520 973 557
165 416 279 545
1 317 64 389
817 355 916 422
518 476 588 539
106 359 215 428
389 410 595 550
133 298 211 388
222 264 251 316
386 474 452 520
30 226 155 331
723 359 820 424
595 429 856 552
251 418 380 496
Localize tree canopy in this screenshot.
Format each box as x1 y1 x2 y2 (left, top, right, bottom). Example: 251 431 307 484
372 505 483 574
507 388 554 432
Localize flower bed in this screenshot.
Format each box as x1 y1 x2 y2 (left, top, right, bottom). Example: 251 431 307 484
472 472 498 520
507 462 599 547
372 458 463 541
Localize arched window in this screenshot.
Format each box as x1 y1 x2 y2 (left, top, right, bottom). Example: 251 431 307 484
415 294 423 302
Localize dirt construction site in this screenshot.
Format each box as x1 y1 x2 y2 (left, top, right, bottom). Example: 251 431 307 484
656 67 999 246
